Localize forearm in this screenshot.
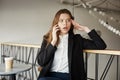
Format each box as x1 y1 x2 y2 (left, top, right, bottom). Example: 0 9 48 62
88 29 107 49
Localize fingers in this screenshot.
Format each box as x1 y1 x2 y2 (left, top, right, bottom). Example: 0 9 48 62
71 20 91 32
71 19 76 26
71 20 81 30
71 19 74 24
53 24 60 33
71 20 85 30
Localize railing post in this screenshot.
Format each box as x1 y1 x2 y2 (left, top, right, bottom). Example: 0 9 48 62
116 55 119 80
1 44 2 63
31 48 34 80
84 52 88 79
95 54 99 80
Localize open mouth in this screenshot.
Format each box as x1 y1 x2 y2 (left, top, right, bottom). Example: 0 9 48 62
63 27 68 30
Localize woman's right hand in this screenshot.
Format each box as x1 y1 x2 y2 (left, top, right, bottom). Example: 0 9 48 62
51 24 60 46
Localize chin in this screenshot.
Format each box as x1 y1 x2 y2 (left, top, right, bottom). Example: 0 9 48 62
61 31 68 35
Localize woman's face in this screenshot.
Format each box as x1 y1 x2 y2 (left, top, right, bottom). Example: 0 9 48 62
58 13 71 35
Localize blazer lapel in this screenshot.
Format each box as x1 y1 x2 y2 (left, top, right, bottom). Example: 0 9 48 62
68 33 74 73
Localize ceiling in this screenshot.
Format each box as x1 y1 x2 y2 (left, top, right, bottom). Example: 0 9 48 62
60 0 120 12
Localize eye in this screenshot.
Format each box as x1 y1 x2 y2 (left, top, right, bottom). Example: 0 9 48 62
66 19 71 22
59 19 63 23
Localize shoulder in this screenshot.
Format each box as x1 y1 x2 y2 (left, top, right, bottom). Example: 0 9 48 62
41 39 47 47
72 34 83 42
88 29 98 36
73 34 82 38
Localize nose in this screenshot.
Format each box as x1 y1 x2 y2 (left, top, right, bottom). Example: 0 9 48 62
63 20 67 25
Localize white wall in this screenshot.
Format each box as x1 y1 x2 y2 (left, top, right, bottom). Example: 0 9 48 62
0 0 73 44
0 0 120 80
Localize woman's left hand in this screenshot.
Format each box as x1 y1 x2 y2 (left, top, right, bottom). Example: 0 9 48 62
71 20 91 33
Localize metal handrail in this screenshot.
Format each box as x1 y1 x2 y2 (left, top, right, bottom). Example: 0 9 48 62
84 49 120 55
1 42 120 55
1 42 40 48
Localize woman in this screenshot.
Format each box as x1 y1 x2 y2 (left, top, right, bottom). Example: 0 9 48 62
37 9 106 80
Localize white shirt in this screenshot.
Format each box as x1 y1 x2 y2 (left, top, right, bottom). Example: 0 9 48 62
51 33 69 73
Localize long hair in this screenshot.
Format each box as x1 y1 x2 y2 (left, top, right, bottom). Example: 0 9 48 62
44 9 74 46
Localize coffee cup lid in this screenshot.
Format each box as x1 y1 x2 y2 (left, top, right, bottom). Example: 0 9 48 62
5 57 13 60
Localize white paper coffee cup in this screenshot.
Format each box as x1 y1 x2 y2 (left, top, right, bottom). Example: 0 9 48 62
5 57 13 70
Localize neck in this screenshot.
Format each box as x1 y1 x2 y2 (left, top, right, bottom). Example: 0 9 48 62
60 33 68 36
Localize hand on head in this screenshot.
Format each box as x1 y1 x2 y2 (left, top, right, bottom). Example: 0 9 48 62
71 20 91 33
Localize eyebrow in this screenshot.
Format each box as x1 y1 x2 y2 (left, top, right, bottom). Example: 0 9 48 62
59 18 71 20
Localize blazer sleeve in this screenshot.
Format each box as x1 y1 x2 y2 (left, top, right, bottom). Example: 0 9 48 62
83 29 107 49
37 39 57 67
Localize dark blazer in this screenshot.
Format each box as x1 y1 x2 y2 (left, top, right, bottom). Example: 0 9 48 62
37 29 106 80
